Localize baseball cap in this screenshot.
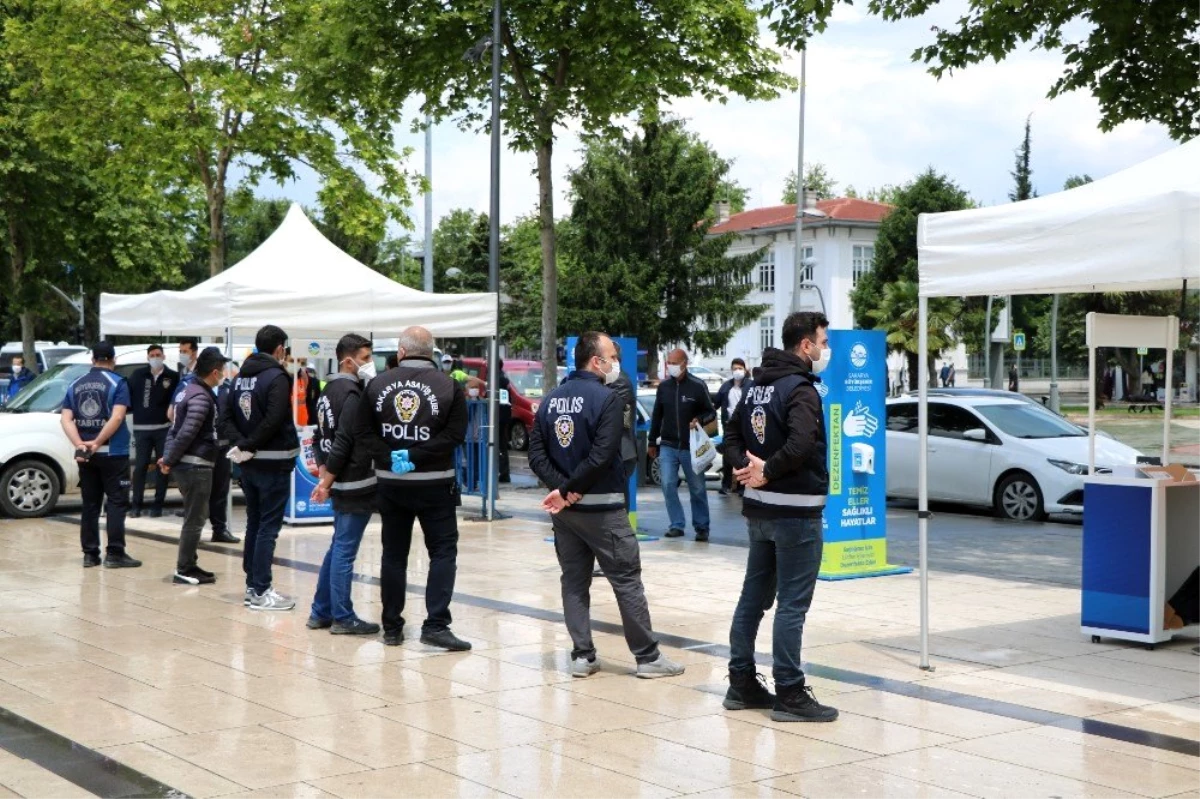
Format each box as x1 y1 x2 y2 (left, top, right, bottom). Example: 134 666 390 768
196 346 231 375
441 354 453 363
92 341 116 361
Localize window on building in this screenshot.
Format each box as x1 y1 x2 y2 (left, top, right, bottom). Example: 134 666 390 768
759 316 775 351
798 245 814 284
852 244 875 287
757 249 775 292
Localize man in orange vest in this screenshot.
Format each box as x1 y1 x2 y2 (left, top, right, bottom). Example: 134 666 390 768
286 349 320 426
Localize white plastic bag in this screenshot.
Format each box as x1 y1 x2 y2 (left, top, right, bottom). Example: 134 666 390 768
690 426 717 473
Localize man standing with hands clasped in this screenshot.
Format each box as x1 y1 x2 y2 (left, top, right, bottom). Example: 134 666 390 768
529 331 684 679
722 311 838 722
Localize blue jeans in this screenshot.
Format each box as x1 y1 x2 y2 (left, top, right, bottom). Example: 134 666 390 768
240 468 290 594
658 444 710 532
310 511 372 623
728 516 823 688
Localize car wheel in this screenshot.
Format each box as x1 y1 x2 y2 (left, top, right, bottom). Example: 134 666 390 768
509 423 529 452
648 456 663 486
0 459 61 519
994 472 1045 522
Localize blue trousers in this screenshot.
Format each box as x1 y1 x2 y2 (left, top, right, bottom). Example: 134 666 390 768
658 444 710 532
310 510 372 623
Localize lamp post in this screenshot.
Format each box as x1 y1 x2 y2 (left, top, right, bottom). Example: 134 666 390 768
424 115 434 293
790 47 807 315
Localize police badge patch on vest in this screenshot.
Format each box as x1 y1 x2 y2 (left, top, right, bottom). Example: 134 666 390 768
238 392 253 420
394 389 420 423
555 414 575 448
751 405 767 444
79 392 102 419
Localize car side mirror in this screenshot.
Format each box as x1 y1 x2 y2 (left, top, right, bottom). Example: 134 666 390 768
962 428 988 442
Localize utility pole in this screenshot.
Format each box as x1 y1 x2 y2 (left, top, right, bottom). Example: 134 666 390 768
1049 294 1060 412
484 0 502 521
424 115 434 293
790 48 807 315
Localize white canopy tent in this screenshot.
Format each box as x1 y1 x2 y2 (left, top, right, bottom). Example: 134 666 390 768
914 139 1200 667
100 203 498 340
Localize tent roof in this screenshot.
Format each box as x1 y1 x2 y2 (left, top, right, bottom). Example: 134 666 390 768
100 204 497 338
917 139 1200 298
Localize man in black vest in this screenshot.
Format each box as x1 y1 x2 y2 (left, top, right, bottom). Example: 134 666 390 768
127 344 177 518
225 324 299 612
307 333 380 636
351 325 470 650
207 365 240 544
529 331 684 680
722 311 838 722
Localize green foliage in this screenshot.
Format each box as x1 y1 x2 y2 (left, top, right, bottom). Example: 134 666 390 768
762 0 1199 141
1037 291 1199 365
561 118 765 374
1009 116 1037 202
716 180 751 214
1063 174 1094 190
781 162 837 203
844 184 903 205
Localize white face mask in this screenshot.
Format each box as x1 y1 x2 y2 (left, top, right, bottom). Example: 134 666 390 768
468 387 480 398
602 358 620 385
287 363 299 376
666 364 683 379
810 347 832 375
11 365 22 375
732 368 746 381
357 360 377 382
148 357 164 370
442 362 453 372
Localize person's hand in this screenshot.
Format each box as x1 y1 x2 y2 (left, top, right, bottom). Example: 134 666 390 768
647 445 658 460
157 458 171 476
542 490 569 514
311 484 330 504
689 418 700 430
567 492 582 505
734 452 768 488
390 450 414 475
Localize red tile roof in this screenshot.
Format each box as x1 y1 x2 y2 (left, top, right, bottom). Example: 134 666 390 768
710 198 893 235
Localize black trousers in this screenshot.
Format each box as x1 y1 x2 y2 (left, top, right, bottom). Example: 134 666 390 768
498 404 512 480
79 455 129 556
131 428 169 511
1169 568 1199 625
377 482 459 636
209 445 231 536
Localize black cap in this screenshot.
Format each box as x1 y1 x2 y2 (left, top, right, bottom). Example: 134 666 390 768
92 341 116 361
196 346 231 375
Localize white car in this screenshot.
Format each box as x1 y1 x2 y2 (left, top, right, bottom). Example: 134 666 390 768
635 390 723 486
885 396 1143 521
684 365 727 397
0 345 180 518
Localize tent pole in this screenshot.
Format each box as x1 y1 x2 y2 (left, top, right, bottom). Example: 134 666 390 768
1049 294 1060 413
983 296 992 388
1088 338 1096 473
1163 316 1176 465
225 327 235 534
918 295 931 671
484 0 502 522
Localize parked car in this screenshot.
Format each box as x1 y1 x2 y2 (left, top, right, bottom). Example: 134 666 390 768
907 387 1116 438
0 345 179 518
0 341 88 402
460 358 543 451
683 364 726 399
885 396 1142 521
635 390 722 486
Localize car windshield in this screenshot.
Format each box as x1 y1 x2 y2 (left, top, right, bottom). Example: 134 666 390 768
973 403 1086 439
2 363 89 413
508 370 545 398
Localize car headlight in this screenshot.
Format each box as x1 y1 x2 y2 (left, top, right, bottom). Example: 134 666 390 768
1048 459 1088 475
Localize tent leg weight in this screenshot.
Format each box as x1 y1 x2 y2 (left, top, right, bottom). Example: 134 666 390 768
1091 635 1101 644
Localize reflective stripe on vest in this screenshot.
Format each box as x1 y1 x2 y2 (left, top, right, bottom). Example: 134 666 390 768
94 445 110 454
333 475 377 491
743 487 826 508
375 469 456 482
132 423 171 431
573 492 624 506
179 455 214 467
254 449 300 460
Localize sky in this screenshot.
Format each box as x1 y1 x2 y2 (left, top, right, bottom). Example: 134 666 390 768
254 0 1177 235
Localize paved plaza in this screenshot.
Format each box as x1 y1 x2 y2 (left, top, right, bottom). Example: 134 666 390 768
0 490 1196 798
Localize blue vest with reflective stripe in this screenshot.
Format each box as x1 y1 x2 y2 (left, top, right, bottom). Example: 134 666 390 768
536 371 625 512
739 373 828 517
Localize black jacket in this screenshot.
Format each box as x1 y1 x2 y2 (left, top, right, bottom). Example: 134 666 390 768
716 375 754 428
163 380 218 470
608 370 638 463
648 371 716 448
128 366 179 428
224 353 298 472
318 373 376 504
723 347 828 519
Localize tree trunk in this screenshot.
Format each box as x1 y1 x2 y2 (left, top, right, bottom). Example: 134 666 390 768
7 211 36 366
20 310 35 365
906 351 918 391
536 137 557 391
208 185 226 277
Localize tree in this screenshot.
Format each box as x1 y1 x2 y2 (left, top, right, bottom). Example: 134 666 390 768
782 162 837 203
763 0 1199 141
307 0 794 390
845 184 903 205
432 209 490 294
561 118 765 378
866 280 958 388
850 168 974 388
11 0 413 278
1009 116 1038 202
1063 174 1094 190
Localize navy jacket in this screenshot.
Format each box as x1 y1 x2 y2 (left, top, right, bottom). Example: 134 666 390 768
164 380 218 470
224 353 298 472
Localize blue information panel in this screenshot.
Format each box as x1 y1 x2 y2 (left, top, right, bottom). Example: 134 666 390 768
286 425 333 523
818 330 908 579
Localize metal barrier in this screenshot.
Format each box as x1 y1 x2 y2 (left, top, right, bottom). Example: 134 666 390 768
456 399 497 505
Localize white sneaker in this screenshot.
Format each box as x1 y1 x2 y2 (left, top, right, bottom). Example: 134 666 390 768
249 587 295 612
571 656 600 678
244 587 253 606
636 654 685 679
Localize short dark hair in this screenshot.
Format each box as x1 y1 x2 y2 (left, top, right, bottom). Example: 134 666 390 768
195 346 229 377
147 344 163 355
336 334 372 362
256 325 288 355
574 331 607 367
781 311 829 351
731 357 746 368
178 337 199 350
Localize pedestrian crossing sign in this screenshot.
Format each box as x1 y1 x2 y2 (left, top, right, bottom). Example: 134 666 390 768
1013 332 1026 352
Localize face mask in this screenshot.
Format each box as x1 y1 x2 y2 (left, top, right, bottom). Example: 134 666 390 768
287 363 299 376
810 347 832 375
357 360 377 382
11 365 21 375
468 387 480 398
732 368 746 381
148 357 164 370
667 364 683 379
603 358 620 385
442 362 453 372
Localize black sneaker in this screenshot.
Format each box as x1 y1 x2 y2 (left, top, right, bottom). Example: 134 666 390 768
194 566 215 580
420 628 472 651
129 509 142 519
83 553 102 568
771 682 838 722
382 630 404 646
173 567 214 585
724 670 775 710
148 508 163 518
695 529 710 542
718 488 730 496
306 616 333 630
331 618 381 636
211 530 241 544
664 528 685 538
104 553 142 569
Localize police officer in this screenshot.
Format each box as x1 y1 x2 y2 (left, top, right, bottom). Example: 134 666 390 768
207 363 240 544
528 331 684 680
128 344 177 518
722 311 838 722
307 333 381 636
351 326 470 650
224 324 299 611
60 342 141 568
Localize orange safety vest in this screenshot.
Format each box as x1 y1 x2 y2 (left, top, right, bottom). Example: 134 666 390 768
292 369 310 426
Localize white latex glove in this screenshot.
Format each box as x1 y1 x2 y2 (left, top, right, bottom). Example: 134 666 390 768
227 446 255 464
